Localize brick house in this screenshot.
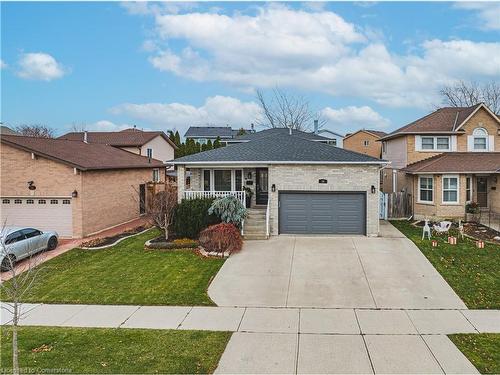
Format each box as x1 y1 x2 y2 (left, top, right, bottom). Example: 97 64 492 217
343 130 387 159
170 129 387 238
380 103 500 220
1 135 165 238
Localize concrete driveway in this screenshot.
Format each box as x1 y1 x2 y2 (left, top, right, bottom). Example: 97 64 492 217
209 221 466 309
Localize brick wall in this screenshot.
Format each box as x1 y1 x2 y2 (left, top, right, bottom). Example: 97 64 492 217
81 168 154 236
268 164 380 236
343 132 382 159
1 143 84 237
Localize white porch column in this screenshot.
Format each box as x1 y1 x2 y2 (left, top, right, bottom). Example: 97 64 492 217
177 165 185 203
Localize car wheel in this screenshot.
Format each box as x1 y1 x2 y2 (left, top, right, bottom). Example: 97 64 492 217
1 255 16 272
47 236 58 250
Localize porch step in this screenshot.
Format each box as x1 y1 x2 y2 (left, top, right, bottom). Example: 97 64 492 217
244 234 268 240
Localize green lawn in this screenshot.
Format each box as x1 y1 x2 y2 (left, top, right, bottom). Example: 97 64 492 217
1 228 225 305
449 334 500 374
390 221 500 309
0 326 231 374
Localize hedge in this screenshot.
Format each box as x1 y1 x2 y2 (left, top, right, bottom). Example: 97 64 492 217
172 198 220 239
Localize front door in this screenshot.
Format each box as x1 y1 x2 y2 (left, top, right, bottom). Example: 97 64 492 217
255 168 269 205
477 177 488 207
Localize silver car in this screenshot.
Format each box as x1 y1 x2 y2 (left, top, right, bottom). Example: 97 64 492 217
0 226 58 271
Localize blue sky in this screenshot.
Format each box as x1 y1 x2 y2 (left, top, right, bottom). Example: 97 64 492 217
1 1 499 137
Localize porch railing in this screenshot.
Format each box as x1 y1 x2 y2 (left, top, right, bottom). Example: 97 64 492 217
183 190 246 206
265 196 270 238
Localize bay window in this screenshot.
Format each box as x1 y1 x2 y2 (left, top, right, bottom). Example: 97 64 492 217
442 175 459 204
418 176 433 203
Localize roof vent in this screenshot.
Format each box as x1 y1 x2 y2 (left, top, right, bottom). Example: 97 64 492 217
289 127 292 135
314 119 319 134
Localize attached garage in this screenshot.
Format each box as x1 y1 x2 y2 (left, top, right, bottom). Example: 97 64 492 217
1 197 73 238
279 192 366 235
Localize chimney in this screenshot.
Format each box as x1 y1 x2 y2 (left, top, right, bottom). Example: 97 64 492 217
251 123 255 132
289 127 292 135
83 131 88 143
314 119 319 134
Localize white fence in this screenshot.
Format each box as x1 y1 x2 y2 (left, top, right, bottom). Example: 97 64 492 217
183 190 246 206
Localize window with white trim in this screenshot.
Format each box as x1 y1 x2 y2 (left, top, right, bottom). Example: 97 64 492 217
418 176 433 203
442 175 459 203
327 139 337 146
152 169 160 182
382 141 387 153
473 128 488 150
202 169 244 191
363 140 369 147
420 136 451 151
147 148 153 159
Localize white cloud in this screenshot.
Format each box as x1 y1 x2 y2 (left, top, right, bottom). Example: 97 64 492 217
87 120 134 132
455 2 500 30
321 105 390 133
17 52 67 81
0 59 7 69
109 95 262 135
134 4 500 108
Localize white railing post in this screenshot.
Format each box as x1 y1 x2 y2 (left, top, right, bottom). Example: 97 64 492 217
265 196 270 238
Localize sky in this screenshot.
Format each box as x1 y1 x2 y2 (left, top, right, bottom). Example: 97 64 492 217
1 1 499 137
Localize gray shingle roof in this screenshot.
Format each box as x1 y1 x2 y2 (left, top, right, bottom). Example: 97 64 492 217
232 128 331 142
184 126 235 139
171 132 385 164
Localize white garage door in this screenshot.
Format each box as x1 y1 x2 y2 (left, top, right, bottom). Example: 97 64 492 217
1 197 73 237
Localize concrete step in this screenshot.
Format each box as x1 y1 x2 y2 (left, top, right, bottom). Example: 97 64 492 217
244 224 266 230
246 211 266 217
244 234 268 240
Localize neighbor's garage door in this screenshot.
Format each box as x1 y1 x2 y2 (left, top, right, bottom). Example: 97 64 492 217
1 197 73 237
279 192 366 235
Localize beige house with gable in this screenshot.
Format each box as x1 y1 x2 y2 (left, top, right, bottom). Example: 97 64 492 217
380 103 500 220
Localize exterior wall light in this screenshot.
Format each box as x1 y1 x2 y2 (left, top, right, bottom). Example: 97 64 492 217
72 190 78 198
371 185 376 194
271 184 276 192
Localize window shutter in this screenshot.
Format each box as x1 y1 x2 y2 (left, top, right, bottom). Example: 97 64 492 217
415 135 421 151
488 135 495 151
467 136 474 151
451 136 457 151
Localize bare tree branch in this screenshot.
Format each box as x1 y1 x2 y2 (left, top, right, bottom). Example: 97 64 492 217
440 81 500 114
255 88 324 131
14 124 55 138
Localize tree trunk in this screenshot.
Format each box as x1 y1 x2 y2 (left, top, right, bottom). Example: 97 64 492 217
12 303 19 375
164 214 169 241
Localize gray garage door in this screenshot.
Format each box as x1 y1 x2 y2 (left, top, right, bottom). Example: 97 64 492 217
279 192 366 235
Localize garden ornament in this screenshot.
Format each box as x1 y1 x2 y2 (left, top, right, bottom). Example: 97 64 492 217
422 220 431 240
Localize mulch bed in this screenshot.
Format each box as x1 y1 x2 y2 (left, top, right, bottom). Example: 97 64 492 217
81 225 149 248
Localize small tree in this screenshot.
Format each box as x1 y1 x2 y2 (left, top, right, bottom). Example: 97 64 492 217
15 124 55 138
208 196 247 227
149 184 178 240
213 136 223 149
1 231 45 375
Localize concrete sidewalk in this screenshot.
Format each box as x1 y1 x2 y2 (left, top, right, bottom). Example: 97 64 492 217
3 303 499 374
2 303 499 333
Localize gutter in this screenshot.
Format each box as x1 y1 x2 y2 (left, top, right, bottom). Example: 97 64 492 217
169 160 389 166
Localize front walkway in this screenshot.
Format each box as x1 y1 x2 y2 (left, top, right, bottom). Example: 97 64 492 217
209 222 466 309
2 303 499 374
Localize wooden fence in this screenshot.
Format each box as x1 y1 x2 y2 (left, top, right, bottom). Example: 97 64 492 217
380 192 412 219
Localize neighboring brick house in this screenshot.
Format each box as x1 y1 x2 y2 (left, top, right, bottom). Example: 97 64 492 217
59 128 177 166
343 130 387 159
380 103 500 220
1 135 165 238
171 129 387 238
